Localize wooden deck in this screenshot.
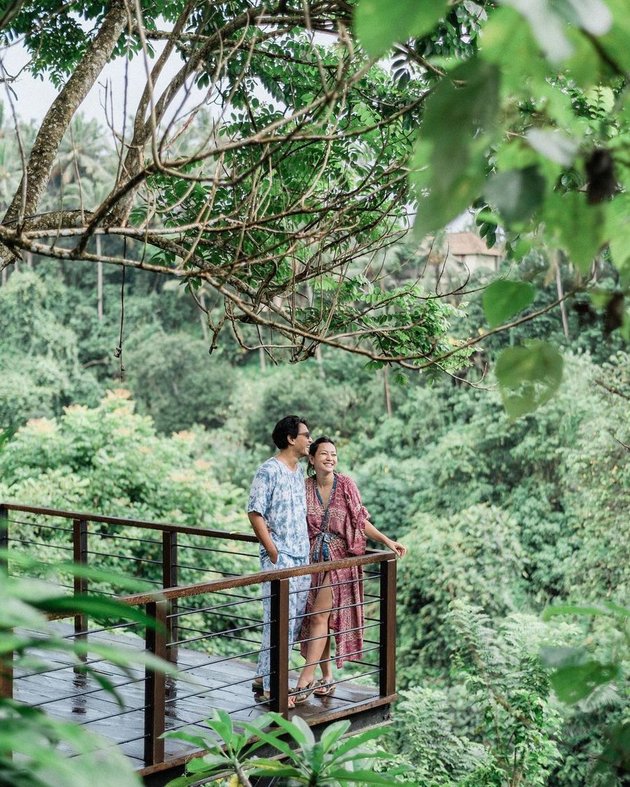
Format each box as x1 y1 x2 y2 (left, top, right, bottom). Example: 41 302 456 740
15 621 393 782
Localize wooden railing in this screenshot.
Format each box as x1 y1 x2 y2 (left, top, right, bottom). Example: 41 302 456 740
0 502 397 770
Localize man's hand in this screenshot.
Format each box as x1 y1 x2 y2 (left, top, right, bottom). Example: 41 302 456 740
248 511 279 563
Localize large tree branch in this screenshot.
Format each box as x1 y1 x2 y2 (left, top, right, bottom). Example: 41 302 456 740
1 0 129 267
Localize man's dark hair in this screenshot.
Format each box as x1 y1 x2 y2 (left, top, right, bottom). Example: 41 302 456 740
272 415 308 449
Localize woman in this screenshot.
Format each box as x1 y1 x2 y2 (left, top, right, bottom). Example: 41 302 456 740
292 436 406 704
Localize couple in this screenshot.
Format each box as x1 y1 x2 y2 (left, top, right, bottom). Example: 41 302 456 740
247 415 406 709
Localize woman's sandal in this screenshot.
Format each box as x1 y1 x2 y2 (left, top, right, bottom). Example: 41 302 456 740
255 689 298 709
314 678 335 697
292 680 318 705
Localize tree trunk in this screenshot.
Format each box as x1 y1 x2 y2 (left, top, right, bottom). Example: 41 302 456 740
383 366 392 417
1 0 129 266
96 235 103 321
555 254 569 340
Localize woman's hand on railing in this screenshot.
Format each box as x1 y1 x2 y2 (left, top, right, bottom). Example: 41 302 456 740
385 538 407 558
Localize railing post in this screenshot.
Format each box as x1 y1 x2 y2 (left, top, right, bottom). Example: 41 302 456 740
269 578 289 716
73 519 89 637
379 557 397 698
162 531 178 664
0 505 8 566
0 505 12 700
144 600 167 766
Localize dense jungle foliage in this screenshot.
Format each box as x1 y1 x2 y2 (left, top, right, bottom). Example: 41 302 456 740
0 243 627 785
1 0 629 783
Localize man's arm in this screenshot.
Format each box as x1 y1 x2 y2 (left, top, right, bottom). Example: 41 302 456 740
248 512 279 564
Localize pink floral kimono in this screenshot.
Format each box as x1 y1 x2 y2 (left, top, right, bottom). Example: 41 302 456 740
299 473 369 666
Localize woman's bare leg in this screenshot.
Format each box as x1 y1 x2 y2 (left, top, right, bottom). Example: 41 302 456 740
320 636 333 681
296 574 332 688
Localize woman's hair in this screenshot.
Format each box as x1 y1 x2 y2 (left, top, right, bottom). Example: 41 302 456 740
307 436 336 476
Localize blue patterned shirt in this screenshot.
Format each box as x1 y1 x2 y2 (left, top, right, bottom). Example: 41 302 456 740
247 457 309 559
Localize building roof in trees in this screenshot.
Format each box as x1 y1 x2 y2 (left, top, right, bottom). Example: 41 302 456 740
446 232 503 257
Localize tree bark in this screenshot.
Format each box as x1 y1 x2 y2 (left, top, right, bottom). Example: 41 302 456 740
1 0 129 264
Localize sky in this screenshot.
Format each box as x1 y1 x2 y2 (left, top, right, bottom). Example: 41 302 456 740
0 38 197 129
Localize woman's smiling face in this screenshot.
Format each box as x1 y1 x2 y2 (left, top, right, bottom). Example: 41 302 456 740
310 442 337 474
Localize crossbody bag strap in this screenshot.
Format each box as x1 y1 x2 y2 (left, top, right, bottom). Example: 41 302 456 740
313 474 338 561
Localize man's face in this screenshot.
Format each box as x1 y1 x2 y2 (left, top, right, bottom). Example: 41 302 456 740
294 424 312 456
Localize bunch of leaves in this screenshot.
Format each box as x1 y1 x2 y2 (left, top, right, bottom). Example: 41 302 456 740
240 360 368 450
0 271 101 432
124 330 237 434
0 555 179 787
542 603 630 785
450 252 627 367
559 352 630 603
0 390 262 647
390 602 591 786
352 352 623 605
0 389 246 528
0 0 186 85
355 0 630 417
139 32 426 364
445 602 567 786
391 685 492 785
396 504 526 680
165 708 404 786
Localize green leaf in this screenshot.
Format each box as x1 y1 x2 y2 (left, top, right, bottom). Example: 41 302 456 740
481 7 549 93
607 194 630 289
483 280 536 327
327 768 404 784
328 726 390 759
413 165 486 238
525 129 578 166
162 730 214 750
560 0 613 35
601 601 630 618
250 761 303 777
500 0 573 62
550 661 621 704
71 640 179 677
4 553 153 592
412 58 500 236
495 341 564 418
485 167 546 225
601 0 630 72
320 719 351 753
336 750 395 765
240 724 296 759
544 192 605 275
354 0 449 58
185 754 229 773
32 594 157 627
83 669 125 708
593 722 630 777
422 57 501 148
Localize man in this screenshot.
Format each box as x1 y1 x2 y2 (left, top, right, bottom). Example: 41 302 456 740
248 415 312 702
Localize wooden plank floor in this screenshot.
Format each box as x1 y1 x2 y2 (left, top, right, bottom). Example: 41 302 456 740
13 622 387 776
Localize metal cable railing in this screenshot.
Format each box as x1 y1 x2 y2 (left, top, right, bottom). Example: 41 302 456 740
0 502 398 772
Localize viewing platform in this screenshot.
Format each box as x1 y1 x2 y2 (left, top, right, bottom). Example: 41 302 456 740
0 503 398 784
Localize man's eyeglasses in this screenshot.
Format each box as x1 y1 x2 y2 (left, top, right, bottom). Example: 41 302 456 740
297 431 311 439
